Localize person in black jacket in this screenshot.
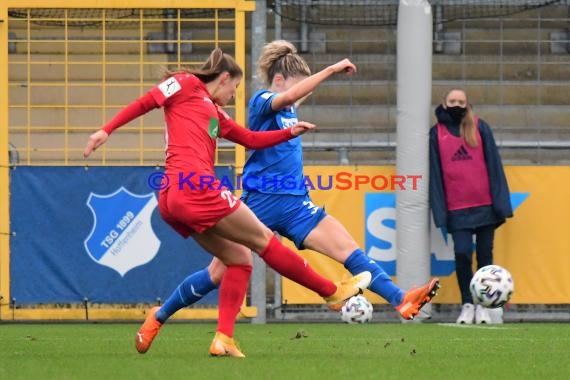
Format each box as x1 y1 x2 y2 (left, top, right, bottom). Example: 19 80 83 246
429 88 513 324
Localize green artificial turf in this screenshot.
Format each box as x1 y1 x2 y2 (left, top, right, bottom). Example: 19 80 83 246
0 323 568 380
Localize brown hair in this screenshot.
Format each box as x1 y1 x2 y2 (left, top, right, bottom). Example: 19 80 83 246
443 88 478 148
163 48 242 83
257 40 311 86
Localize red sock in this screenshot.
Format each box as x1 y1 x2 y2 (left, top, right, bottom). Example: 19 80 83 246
217 265 252 337
260 235 336 297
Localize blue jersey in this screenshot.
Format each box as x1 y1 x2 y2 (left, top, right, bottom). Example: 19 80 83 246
243 90 306 195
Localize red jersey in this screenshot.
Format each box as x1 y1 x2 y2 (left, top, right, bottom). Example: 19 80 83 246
100 72 301 234
102 73 295 190
148 74 218 180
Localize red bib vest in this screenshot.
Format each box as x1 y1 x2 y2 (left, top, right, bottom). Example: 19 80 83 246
437 118 492 211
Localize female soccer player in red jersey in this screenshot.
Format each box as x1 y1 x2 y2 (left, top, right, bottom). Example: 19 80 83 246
127 42 441 356
83 48 371 358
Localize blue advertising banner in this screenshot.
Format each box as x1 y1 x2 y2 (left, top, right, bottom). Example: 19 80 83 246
10 166 234 304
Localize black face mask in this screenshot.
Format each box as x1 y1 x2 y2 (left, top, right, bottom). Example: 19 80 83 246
446 106 467 123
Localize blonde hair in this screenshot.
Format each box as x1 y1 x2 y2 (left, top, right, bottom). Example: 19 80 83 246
163 48 242 83
257 40 311 86
443 88 478 148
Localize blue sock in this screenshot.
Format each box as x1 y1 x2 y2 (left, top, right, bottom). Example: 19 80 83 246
344 249 404 307
155 267 218 323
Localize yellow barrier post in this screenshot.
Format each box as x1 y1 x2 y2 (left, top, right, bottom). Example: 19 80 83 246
0 4 10 320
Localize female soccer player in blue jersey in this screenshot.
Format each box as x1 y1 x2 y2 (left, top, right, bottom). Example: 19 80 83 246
135 41 440 353
84 48 371 358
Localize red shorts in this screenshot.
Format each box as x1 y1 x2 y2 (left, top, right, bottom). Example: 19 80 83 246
158 180 241 237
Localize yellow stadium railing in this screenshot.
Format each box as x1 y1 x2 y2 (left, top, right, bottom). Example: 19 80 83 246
0 0 254 321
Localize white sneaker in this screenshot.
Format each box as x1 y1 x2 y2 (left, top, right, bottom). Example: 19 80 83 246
456 303 475 324
488 307 504 324
475 304 492 324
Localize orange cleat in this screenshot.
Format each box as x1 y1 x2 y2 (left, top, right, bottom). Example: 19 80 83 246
135 306 162 354
324 271 372 311
209 332 245 358
396 278 441 320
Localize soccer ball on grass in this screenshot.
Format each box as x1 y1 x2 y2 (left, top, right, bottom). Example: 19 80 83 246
340 295 373 324
469 265 514 308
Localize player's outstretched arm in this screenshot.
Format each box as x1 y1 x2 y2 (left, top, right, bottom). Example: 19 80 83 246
271 58 357 111
220 114 315 149
83 92 158 158
83 130 109 158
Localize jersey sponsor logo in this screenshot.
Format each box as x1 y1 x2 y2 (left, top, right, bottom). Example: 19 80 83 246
280 116 298 129
158 77 181 98
364 192 529 276
84 187 161 276
208 117 219 139
451 145 472 161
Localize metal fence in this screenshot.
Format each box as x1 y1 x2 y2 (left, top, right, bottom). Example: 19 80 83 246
271 2 570 165
5 2 252 166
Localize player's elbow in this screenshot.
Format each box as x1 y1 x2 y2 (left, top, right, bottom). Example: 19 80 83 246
275 92 297 109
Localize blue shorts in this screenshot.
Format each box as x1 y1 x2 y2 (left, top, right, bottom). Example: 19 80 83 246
241 191 327 249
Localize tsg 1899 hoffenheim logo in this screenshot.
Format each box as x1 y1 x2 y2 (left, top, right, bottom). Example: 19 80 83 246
84 187 161 276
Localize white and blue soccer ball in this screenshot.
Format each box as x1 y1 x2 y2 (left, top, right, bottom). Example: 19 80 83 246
341 295 373 324
470 265 514 308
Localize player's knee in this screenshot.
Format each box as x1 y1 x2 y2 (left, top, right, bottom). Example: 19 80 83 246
208 261 227 285
249 227 275 254
232 245 254 265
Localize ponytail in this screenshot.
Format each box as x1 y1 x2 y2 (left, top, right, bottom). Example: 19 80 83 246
257 40 311 86
162 48 242 83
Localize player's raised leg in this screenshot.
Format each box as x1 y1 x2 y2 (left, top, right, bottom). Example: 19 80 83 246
210 204 371 309
303 215 440 319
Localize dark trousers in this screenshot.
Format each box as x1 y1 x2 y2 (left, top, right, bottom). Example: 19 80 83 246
451 224 496 304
